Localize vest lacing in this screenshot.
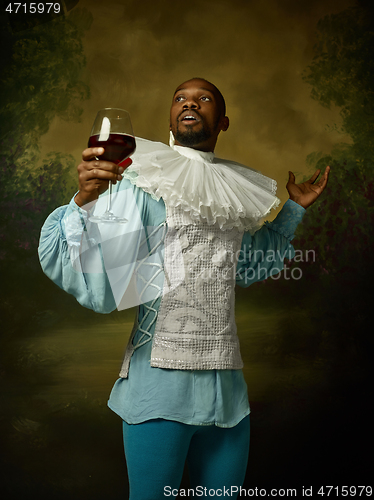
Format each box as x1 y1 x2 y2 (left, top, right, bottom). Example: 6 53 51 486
130 221 167 354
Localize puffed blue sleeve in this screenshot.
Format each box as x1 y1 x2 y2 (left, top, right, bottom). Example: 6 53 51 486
38 179 149 313
38 198 117 313
236 199 305 287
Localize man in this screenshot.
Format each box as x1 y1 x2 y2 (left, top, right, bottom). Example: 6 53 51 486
39 78 329 499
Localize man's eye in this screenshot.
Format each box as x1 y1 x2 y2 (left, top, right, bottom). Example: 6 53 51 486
175 96 185 102
200 96 211 101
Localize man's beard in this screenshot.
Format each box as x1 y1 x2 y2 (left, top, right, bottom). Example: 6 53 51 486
174 123 211 148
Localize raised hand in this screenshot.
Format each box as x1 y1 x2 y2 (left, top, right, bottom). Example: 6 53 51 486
74 148 132 207
286 167 330 209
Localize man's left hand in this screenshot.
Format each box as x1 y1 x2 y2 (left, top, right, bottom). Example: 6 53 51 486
286 166 330 209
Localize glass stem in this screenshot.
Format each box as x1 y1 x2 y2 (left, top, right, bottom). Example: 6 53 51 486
106 180 113 213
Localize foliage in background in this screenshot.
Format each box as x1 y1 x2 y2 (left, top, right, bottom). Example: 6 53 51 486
303 0 374 161
0 6 92 161
285 1 374 366
0 7 93 335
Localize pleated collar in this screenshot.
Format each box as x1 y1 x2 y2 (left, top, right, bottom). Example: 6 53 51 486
123 137 280 233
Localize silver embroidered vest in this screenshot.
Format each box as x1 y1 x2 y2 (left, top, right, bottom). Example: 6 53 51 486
120 204 244 376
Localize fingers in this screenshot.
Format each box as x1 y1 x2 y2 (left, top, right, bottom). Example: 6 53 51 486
309 169 321 184
318 166 330 190
79 147 123 181
82 147 104 161
288 171 296 184
77 147 126 202
85 164 123 182
78 160 122 182
76 148 130 205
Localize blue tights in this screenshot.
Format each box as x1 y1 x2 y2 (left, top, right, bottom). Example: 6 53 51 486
122 416 250 499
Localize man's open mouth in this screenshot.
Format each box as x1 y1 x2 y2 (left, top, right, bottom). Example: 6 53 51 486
179 112 200 123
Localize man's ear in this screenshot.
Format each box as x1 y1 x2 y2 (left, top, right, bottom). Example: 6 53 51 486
220 116 229 132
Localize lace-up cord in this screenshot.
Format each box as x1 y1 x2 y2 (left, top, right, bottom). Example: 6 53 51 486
132 222 167 351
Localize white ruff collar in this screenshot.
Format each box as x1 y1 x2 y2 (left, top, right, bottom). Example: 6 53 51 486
123 136 280 232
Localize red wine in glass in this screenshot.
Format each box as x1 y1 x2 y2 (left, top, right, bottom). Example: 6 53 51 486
88 109 136 223
88 133 136 165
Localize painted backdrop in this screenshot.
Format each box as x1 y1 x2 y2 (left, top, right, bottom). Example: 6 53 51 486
1 0 373 498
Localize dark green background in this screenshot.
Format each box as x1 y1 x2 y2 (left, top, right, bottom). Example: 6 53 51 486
1 0 373 498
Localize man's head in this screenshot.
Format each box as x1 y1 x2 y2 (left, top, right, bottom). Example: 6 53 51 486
169 78 229 152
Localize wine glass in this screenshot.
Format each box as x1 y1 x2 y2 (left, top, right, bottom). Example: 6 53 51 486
88 108 136 223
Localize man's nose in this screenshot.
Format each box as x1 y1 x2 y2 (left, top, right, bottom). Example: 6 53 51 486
183 97 200 109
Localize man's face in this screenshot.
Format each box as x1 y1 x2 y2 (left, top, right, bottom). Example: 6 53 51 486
169 79 229 152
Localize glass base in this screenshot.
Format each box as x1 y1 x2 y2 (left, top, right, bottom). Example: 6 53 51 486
89 211 128 224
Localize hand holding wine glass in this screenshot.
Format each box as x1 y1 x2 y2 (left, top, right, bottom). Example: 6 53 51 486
74 108 136 223
74 148 127 206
